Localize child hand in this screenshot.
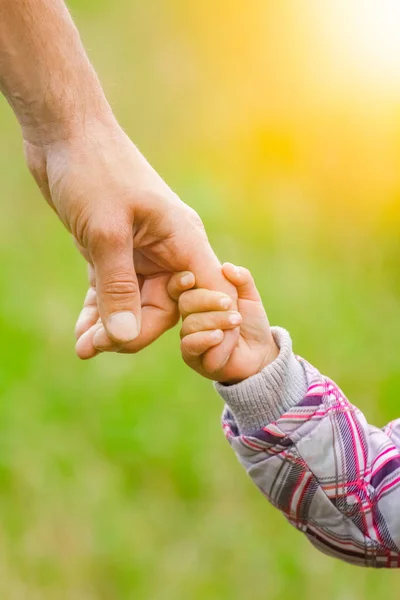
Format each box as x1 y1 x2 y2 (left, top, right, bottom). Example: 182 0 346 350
168 263 279 383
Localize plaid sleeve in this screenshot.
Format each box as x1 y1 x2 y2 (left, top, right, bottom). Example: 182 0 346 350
222 357 400 568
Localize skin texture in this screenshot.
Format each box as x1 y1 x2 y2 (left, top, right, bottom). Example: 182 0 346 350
168 264 279 384
0 0 239 362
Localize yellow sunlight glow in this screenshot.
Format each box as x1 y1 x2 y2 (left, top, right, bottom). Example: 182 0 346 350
315 0 400 92
352 0 400 74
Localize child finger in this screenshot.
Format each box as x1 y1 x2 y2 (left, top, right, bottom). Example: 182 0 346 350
180 310 242 338
181 330 224 362
179 289 232 318
222 263 261 302
167 271 196 301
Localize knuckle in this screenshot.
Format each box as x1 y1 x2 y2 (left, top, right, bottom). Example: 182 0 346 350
181 338 196 358
90 223 131 253
180 318 191 338
187 206 204 228
102 277 139 298
242 268 252 281
177 204 206 237
182 314 197 334
178 292 191 315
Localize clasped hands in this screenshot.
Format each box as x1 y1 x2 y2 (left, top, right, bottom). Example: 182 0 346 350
25 116 278 381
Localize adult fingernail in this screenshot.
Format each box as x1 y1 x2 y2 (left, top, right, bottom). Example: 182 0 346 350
220 297 231 309
106 312 140 343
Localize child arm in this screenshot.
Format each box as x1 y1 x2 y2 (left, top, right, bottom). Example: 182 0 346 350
218 327 400 568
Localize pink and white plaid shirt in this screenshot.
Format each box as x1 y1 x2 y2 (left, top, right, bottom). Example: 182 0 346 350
222 356 400 568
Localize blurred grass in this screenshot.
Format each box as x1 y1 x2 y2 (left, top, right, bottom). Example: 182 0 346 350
1 0 400 597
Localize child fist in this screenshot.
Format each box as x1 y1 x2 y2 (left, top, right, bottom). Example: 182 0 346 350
168 263 279 383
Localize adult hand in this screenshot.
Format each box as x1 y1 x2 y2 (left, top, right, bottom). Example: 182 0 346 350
25 117 239 363
0 0 237 363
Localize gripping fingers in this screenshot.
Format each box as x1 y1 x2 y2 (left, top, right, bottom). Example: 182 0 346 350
180 310 241 338
181 330 224 363
179 289 232 318
167 271 196 301
222 263 261 302
75 286 98 340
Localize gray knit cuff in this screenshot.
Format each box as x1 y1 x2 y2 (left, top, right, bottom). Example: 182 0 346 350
215 327 308 435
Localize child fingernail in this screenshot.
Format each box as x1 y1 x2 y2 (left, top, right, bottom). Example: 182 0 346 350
220 297 231 309
180 274 194 287
211 330 223 341
229 312 241 325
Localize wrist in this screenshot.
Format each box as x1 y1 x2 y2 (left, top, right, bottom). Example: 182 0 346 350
260 336 280 371
21 92 115 148
15 43 115 147
222 336 280 386
216 328 308 434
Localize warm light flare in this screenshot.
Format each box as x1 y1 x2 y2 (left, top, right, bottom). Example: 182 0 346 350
314 0 400 92
351 0 400 76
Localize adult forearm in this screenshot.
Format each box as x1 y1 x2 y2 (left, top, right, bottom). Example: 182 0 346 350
0 0 112 143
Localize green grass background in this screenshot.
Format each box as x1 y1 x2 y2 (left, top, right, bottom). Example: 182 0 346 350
1 1 400 597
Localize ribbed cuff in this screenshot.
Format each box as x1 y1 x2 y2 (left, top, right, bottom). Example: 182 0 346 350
215 327 308 435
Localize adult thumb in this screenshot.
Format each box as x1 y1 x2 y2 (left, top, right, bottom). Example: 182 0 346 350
89 229 141 344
